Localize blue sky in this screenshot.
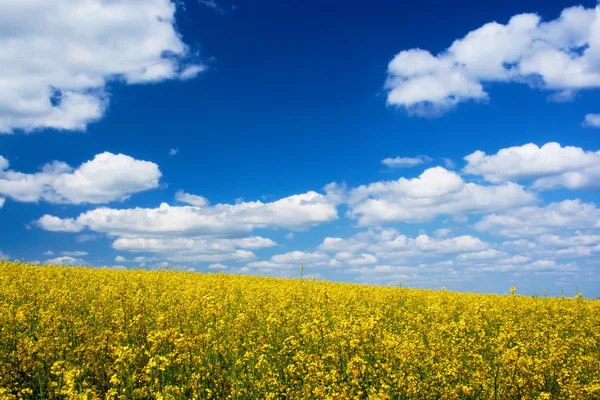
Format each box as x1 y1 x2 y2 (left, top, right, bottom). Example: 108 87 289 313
1 0 599 297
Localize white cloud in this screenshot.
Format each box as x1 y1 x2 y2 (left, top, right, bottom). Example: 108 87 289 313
412 235 489 254
0 197 4 208
43 250 54 256
61 250 88 257
457 249 508 261
464 142 600 189
37 185 341 236
532 233 600 259
110 236 275 263
381 155 432 168
37 215 84 232
0 251 8 259
133 256 158 263
345 253 378 266
0 152 161 204
319 229 489 259
541 246 594 258
345 265 418 278
452 215 469 224
44 256 78 265
501 239 537 251
175 190 209 207
434 228 452 238
208 263 228 270
76 234 98 243
169 148 180 156
443 158 456 169
386 49 486 115
285 232 295 240
113 236 275 252
475 259 577 273
246 251 338 271
475 200 600 237
0 0 204 133
348 167 535 224
548 90 577 103
271 251 329 264
115 256 127 262
498 255 531 265
385 5 600 115
583 113 600 127
537 233 600 248
37 185 342 267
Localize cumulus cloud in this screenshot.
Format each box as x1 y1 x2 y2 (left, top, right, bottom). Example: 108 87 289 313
0 152 161 204
0 197 4 209
475 200 600 237
386 49 487 115
385 5 600 115
245 251 339 271
347 167 535 224
583 113 600 127
0 0 204 133
464 142 600 189
208 263 228 270
37 215 84 232
537 233 600 248
107 236 277 263
37 185 341 236
271 251 330 264
381 155 432 168
474 260 577 273
44 256 79 265
319 229 489 260
456 249 508 261
37 186 343 264
529 233 600 259
113 236 274 252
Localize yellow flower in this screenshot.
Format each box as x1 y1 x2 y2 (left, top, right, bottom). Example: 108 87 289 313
0 260 598 399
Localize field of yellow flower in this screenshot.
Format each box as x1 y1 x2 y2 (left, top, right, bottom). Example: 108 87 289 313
1 260 599 400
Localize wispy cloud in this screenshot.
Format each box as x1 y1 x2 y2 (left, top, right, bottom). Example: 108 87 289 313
76 234 98 243
198 0 227 14
443 158 456 169
382 155 432 168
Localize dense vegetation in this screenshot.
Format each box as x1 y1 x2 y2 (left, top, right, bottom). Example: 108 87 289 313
1 261 599 399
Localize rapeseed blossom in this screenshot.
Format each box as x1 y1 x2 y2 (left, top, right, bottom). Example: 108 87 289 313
0 260 599 399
